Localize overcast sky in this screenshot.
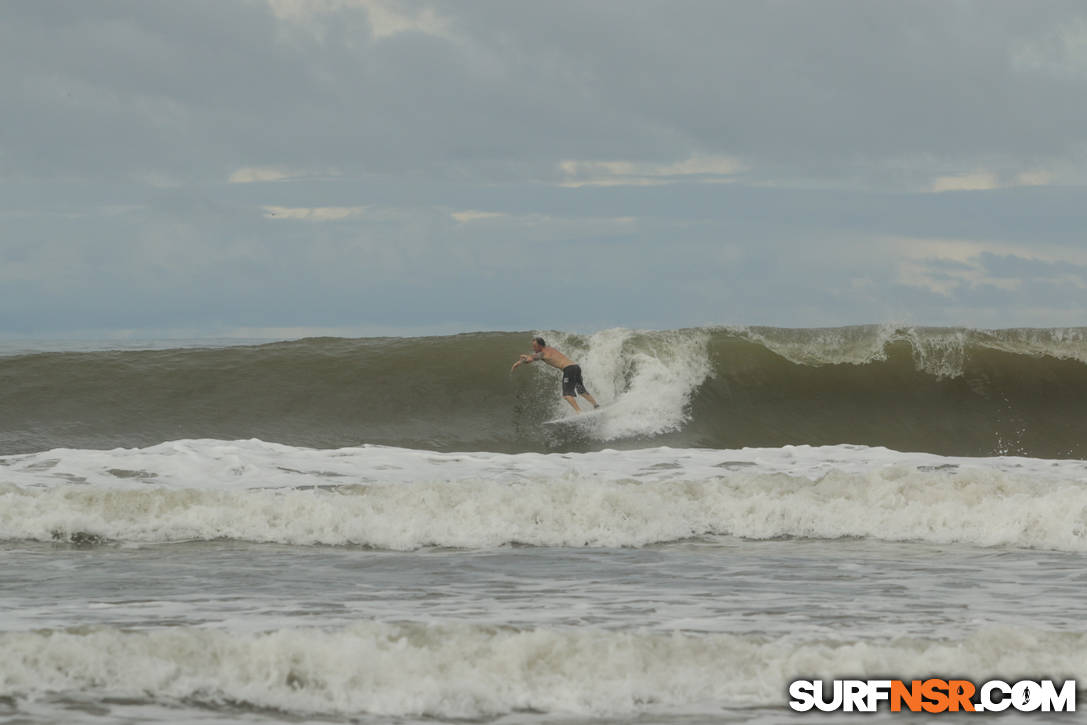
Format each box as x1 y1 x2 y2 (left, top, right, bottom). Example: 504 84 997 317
3 0 1087 338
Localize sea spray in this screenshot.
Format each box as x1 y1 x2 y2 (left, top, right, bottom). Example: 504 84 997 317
542 327 713 439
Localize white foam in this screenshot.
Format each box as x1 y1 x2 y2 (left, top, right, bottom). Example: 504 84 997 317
978 326 1087 365
4 440 1087 551
730 323 899 366
731 324 973 376
541 328 713 440
1 623 1082 718
730 324 1087 377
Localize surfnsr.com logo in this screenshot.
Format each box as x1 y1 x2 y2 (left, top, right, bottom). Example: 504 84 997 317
789 679 1076 713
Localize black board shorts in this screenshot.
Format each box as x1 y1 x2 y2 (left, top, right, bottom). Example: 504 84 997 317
561 364 588 397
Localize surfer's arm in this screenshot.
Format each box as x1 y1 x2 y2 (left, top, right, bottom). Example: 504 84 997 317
511 353 540 372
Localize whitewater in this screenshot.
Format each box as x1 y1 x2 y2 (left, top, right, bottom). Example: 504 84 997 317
2 326 1086 723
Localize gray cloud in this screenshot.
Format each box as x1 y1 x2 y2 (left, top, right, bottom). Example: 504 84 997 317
3 1 1087 336
4 1 1086 185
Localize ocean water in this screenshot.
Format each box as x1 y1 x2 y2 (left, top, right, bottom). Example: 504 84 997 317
1 326 1086 723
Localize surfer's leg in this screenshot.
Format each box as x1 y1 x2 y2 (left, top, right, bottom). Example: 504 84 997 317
562 368 583 411
572 371 599 409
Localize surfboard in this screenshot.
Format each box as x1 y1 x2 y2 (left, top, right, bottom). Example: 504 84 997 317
543 404 612 425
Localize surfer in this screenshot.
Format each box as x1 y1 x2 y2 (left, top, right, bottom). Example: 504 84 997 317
511 337 600 412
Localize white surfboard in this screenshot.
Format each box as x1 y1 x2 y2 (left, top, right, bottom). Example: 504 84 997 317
543 404 612 425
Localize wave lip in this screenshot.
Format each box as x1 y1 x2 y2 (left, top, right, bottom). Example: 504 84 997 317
2 623 1083 718
728 324 1087 373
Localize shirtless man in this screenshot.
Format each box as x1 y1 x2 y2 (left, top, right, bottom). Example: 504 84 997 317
511 337 600 412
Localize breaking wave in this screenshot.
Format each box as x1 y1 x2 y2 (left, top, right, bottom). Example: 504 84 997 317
3 325 1087 456
1 623 1082 718
4 440 1087 552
